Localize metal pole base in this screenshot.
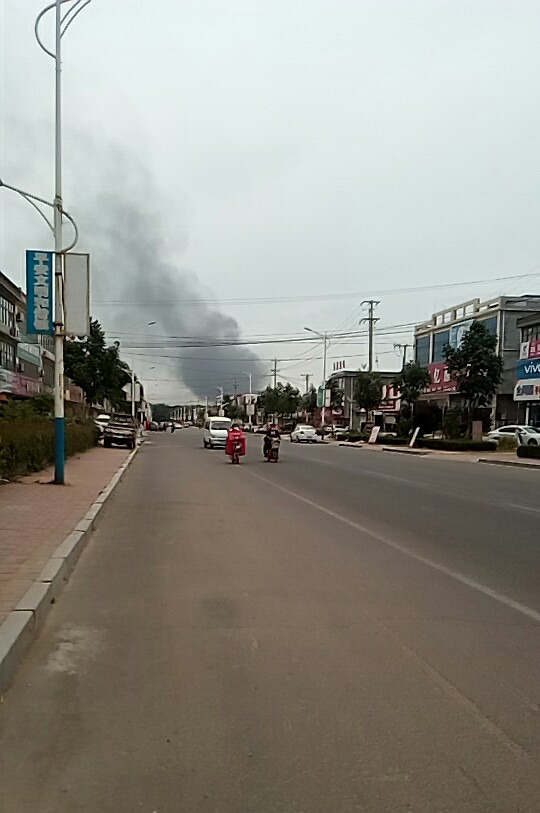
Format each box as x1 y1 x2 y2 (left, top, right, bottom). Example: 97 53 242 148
54 416 65 484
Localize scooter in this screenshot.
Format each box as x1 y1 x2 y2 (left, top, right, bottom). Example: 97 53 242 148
266 437 280 462
230 439 242 464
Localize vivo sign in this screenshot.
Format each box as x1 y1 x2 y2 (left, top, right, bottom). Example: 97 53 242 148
516 358 540 379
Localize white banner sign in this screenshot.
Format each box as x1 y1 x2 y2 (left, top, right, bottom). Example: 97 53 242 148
64 253 90 337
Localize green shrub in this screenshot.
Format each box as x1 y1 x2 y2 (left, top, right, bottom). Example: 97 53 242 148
442 408 467 439
417 438 497 452
495 435 518 452
516 445 540 459
0 419 98 479
378 436 409 446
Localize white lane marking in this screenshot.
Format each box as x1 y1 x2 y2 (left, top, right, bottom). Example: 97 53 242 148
289 445 540 515
245 468 540 624
505 503 540 515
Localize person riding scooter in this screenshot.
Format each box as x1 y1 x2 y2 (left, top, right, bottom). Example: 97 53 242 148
263 425 281 459
226 423 246 464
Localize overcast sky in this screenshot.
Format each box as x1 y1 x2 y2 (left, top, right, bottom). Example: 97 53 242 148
2 0 540 401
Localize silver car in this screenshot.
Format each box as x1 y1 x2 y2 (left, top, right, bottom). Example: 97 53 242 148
488 425 540 446
291 424 317 443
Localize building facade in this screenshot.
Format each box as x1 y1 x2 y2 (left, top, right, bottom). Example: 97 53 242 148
327 369 401 429
414 295 540 425
514 312 540 425
0 269 84 409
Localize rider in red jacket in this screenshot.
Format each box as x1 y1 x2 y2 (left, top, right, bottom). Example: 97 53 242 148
225 424 246 459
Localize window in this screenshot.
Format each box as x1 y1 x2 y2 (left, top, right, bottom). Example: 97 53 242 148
478 315 498 336
415 336 430 366
522 325 540 342
0 339 15 370
0 296 15 328
433 330 450 362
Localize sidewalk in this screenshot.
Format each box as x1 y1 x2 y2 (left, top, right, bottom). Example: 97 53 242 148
0 447 129 627
336 440 540 467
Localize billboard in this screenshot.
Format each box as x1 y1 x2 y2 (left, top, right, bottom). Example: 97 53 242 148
425 362 457 394
26 250 53 335
64 253 90 337
516 358 540 380
514 380 540 401
449 319 473 349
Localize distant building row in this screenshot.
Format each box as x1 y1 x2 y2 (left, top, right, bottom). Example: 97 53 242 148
327 294 540 429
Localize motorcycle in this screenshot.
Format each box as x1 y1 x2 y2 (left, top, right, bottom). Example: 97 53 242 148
230 439 242 464
266 437 280 462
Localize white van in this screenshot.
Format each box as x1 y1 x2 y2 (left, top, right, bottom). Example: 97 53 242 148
203 417 232 448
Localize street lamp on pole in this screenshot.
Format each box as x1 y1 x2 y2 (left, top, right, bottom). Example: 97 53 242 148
304 327 329 430
33 0 93 483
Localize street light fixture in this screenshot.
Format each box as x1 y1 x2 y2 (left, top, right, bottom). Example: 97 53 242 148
304 327 330 430
3 0 94 484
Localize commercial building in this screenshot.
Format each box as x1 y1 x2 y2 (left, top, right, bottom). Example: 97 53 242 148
326 368 401 430
414 295 540 425
514 312 540 425
0 269 83 409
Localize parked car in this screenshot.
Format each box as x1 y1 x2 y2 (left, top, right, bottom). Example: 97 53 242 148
104 414 137 449
291 424 317 443
487 425 540 446
203 417 232 448
94 413 111 437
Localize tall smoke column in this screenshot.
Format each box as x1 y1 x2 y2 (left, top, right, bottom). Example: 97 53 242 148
74 161 265 400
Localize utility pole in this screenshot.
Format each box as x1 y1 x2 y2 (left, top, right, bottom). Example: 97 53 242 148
360 300 380 372
303 373 311 393
272 359 278 389
52 0 65 483
394 343 411 370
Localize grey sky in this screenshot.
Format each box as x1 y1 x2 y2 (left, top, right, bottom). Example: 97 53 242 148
2 0 540 401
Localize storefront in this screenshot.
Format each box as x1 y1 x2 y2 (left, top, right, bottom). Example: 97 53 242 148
514 328 540 425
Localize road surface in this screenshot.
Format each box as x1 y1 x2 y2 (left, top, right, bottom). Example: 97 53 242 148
1 430 539 812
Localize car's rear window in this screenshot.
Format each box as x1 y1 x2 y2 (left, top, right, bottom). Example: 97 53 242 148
211 421 231 430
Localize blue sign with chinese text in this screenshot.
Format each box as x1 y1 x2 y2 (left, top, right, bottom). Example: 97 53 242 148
26 250 53 335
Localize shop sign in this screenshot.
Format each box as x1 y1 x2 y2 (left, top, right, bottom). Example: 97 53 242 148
516 358 540 380
514 379 540 401
425 363 457 394
520 340 540 360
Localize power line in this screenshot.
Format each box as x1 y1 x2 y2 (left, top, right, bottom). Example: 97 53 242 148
93 268 540 308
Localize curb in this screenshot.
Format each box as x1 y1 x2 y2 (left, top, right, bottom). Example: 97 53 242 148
478 457 540 470
382 447 429 456
0 444 140 695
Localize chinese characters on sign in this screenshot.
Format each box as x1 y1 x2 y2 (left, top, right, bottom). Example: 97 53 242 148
425 362 457 394
26 250 53 335
520 340 540 360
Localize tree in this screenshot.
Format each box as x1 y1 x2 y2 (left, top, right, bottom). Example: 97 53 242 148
258 383 301 421
302 385 318 416
65 319 131 408
353 372 382 416
393 362 430 411
444 321 503 436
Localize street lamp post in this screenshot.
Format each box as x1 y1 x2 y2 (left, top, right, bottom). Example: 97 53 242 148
304 327 329 430
33 0 93 483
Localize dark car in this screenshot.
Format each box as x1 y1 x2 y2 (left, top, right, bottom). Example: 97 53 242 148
103 414 137 449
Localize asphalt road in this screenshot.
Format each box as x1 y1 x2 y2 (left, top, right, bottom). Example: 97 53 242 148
1 430 539 812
